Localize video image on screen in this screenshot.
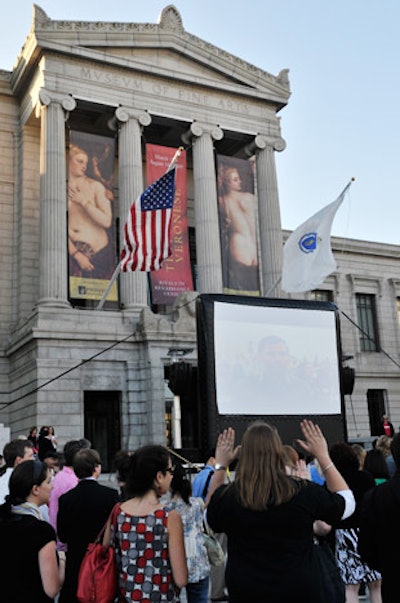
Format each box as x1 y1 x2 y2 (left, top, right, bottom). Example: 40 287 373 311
214 300 342 416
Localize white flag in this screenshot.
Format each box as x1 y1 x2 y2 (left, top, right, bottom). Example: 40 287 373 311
281 182 352 293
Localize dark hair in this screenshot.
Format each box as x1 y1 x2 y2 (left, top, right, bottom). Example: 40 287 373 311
329 442 360 482
43 450 65 469
63 440 86 466
364 448 390 480
114 449 132 481
257 335 288 354
125 445 170 498
2 439 33 468
170 462 192 504
0 460 48 518
78 438 92 449
72 448 101 479
203 448 215 464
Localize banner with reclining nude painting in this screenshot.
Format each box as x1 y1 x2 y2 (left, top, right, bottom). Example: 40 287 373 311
216 155 260 296
147 144 194 305
68 131 118 302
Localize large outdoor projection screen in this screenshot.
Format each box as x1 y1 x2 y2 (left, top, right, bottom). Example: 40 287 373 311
196 294 346 451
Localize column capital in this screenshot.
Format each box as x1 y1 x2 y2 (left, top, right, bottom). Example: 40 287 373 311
182 121 224 145
37 88 77 114
110 106 152 130
244 134 286 156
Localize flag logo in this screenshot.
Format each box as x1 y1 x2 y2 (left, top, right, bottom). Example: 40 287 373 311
281 180 353 293
298 233 318 253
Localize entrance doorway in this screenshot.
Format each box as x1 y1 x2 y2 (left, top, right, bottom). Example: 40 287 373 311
84 391 121 472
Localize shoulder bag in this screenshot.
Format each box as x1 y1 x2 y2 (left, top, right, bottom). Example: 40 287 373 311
202 513 225 567
77 503 120 603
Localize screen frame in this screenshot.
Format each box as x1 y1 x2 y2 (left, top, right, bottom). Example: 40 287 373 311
196 293 347 453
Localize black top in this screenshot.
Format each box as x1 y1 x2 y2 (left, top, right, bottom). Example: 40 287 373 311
37 436 55 461
57 479 120 603
0 514 56 603
336 469 375 529
359 471 400 603
207 480 346 603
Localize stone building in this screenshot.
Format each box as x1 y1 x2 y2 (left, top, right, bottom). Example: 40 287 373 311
0 5 398 466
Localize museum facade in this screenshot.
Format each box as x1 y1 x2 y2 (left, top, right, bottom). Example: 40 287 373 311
0 5 399 466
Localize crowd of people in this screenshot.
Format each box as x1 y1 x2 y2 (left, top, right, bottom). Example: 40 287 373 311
0 415 398 602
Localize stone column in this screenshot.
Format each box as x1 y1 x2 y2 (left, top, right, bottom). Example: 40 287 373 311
114 107 152 309
182 122 223 293
246 135 286 297
37 89 76 307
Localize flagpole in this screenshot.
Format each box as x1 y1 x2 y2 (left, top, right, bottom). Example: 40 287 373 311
338 177 355 198
264 276 282 297
96 262 121 310
166 146 183 172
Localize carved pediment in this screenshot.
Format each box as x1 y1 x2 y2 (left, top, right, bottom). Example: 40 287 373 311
14 4 290 106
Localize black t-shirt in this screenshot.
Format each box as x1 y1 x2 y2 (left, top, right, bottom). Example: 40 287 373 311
0 514 56 602
207 481 346 603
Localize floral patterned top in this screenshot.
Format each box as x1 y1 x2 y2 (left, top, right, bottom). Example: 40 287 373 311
112 507 179 602
166 495 210 583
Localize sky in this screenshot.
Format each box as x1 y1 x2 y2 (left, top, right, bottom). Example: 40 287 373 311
1 1 400 245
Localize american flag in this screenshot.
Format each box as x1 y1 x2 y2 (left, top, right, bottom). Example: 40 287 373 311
120 168 176 272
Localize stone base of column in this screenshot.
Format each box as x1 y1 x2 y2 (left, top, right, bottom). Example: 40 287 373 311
36 297 71 308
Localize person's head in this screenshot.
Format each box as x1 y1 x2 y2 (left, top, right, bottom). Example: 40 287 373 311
43 450 64 473
282 444 299 475
235 421 298 511
7 460 52 507
364 448 390 480
72 448 102 480
224 167 242 192
351 443 367 469
390 432 400 468
382 414 390 423
69 144 89 176
78 437 92 449
125 445 174 499
170 462 192 504
2 439 34 468
63 439 86 467
257 335 292 374
28 426 37 437
113 449 132 496
329 442 359 482
375 435 392 457
203 447 215 467
39 426 50 438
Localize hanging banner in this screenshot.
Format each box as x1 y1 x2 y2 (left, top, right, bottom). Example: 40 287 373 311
147 144 193 304
68 131 118 301
216 155 260 295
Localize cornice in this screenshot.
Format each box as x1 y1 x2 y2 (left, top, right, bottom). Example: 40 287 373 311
12 4 290 106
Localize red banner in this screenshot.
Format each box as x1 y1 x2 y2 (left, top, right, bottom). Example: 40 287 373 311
147 144 193 304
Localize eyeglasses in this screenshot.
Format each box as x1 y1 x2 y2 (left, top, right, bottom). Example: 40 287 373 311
165 466 175 475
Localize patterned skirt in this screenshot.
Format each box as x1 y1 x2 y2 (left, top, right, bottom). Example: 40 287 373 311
335 528 382 584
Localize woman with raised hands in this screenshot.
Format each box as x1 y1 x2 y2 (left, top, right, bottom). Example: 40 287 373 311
206 419 355 603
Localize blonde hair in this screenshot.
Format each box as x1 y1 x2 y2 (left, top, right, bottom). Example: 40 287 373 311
69 144 88 160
